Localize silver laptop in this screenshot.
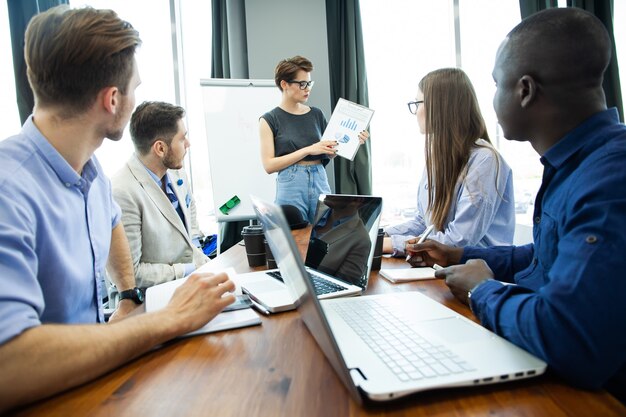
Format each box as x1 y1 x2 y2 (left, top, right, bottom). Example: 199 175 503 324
251 196 547 403
240 194 382 313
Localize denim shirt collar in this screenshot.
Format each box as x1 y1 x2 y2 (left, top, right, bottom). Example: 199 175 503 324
541 108 620 170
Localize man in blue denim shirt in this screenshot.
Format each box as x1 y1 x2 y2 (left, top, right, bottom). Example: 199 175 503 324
406 8 626 403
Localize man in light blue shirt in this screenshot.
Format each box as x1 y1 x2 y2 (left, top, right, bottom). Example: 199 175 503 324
0 118 122 326
0 6 235 413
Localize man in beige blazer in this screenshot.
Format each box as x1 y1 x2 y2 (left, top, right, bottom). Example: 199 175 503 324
111 101 209 288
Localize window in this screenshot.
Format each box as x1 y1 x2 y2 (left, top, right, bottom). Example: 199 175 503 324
71 1 216 234
615 2 626 116
458 0 541 226
71 0 177 176
177 0 216 235
361 0 541 229
363 1 626 231
360 0 456 227
0 1 21 141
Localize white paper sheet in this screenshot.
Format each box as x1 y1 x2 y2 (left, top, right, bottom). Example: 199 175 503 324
145 268 261 337
322 98 374 161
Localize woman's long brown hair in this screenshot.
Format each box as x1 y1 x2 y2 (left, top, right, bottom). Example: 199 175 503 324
419 68 498 231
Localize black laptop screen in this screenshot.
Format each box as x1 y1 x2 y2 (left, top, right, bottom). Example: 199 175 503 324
305 195 382 288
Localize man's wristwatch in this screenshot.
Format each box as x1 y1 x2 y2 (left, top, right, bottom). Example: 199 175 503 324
467 289 475 313
119 287 144 305
467 280 489 314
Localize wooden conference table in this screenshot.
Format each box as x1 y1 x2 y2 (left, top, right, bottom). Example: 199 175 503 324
16 229 626 416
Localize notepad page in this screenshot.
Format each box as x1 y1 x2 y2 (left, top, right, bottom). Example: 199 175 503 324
145 268 260 337
379 267 437 283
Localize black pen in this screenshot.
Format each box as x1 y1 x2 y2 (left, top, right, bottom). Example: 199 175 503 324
250 299 270 316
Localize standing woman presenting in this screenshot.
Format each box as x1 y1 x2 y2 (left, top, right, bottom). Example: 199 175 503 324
383 68 515 257
260 56 368 223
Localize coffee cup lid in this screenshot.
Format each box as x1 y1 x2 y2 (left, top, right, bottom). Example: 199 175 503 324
242 224 264 234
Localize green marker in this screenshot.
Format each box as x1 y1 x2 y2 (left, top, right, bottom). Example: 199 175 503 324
219 195 241 215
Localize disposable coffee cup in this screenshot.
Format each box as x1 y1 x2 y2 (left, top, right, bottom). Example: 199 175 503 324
371 227 385 271
264 239 277 270
241 225 266 267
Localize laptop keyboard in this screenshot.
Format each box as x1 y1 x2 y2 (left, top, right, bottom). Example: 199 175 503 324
330 299 475 382
267 270 347 295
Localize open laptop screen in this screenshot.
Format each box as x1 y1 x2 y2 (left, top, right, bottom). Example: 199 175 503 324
251 196 365 404
305 195 382 288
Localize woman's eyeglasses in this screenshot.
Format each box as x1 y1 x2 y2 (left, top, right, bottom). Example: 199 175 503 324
287 80 315 90
407 100 424 115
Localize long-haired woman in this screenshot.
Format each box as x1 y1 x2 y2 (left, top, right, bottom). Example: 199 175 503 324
383 68 515 257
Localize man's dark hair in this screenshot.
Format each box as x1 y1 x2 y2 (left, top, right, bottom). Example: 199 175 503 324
505 7 610 88
25 5 141 115
130 101 186 155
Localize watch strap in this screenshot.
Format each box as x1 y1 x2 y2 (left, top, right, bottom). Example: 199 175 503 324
119 287 144 305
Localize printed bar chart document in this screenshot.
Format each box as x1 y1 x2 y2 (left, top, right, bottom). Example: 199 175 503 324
322 98 374 161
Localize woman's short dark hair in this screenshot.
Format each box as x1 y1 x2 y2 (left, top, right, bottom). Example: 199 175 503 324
274 56 313 91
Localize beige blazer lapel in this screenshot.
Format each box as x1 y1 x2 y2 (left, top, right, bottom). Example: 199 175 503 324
127 156 189 240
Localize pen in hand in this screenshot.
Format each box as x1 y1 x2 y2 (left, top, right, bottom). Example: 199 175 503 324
405 224 435 262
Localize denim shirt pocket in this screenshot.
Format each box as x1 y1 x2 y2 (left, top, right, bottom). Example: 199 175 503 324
514 257 538 283
535 212 559 273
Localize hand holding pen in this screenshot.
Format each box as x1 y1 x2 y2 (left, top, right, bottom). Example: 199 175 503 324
405 224 435 262
405 237 464 269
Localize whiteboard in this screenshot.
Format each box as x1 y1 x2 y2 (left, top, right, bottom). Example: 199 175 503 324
201 79 281 221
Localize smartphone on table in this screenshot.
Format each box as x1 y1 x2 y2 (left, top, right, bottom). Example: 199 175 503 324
222 294 253 312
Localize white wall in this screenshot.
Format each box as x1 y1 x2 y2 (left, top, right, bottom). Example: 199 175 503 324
244 0 332 118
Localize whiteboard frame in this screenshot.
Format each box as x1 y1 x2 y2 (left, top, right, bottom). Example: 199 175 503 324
200 78 279 222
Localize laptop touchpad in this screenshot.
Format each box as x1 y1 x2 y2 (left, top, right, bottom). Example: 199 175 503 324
244 279 285 293
420 317 492 344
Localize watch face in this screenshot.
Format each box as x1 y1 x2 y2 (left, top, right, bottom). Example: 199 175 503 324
121 287 144 304
135 288 145 303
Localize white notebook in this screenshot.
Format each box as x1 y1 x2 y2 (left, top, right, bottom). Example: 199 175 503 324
379 267 437 283
145 268 261 337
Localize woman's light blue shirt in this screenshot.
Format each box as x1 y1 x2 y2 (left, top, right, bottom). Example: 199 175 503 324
386 139 515 255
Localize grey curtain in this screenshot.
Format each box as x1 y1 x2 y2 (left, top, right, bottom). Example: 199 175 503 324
519 0 623 122
326 0 372 195
518 0 557 17
210 0 230 78
210 0 250 252
211 0 248 79
7 0 68 125
567 0 623 122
